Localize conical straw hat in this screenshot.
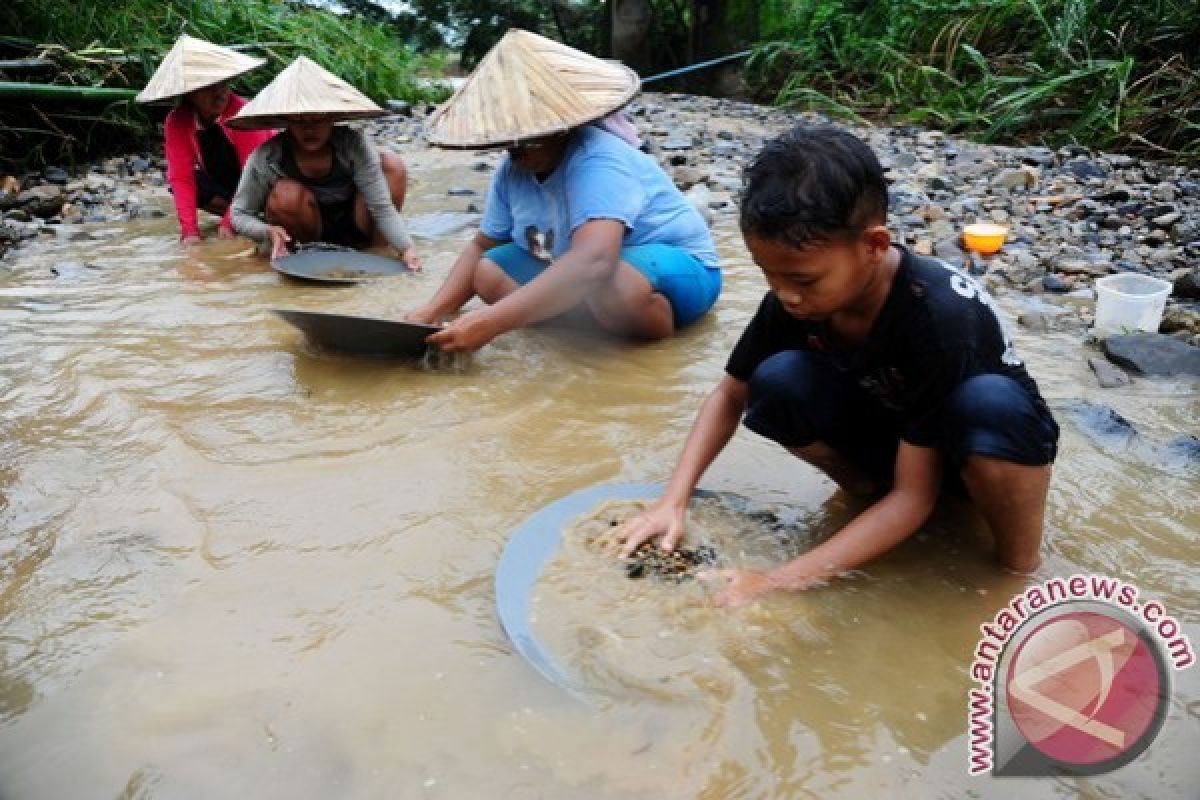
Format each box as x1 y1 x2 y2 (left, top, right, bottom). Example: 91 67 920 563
136 34 265 104
426 29 640 149
226 56 384 130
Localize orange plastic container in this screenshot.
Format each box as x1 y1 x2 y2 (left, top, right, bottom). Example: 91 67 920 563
962 223 1009 255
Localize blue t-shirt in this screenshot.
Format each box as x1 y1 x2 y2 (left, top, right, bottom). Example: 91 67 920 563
480 126 720 268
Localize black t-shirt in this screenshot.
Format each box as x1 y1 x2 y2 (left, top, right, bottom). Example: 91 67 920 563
725 246 1049 447
197 121 242 196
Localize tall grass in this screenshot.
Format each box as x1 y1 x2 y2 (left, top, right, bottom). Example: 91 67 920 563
750 0 1200 159
0 0 447 168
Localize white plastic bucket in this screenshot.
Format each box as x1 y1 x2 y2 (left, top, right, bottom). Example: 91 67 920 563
1093 272 1172 337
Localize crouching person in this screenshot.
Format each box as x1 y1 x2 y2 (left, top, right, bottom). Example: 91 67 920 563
614 126 1059 607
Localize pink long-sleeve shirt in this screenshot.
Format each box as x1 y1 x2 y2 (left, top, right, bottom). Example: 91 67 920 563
163 93 275 239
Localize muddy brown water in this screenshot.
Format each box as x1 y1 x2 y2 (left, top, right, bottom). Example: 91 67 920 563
0 152 1197 798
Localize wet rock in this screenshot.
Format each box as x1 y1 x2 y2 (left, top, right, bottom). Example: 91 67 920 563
1150 183 1177 203
625 542 717 583
471 161 491 172
1064 160 1107 181
4 208 29 222
83 173 116 193
1054 257 1111 277
1170 219 1200 244
1043 274 1071 293
1063 401 1137 448
43 166 69 185
17 185 65 218
1172 270 1200 300
1092 188 1131 204
659 135 693 151
128 156 150 173
406 211 481 239
992 167 1038 190
1018 310 1073 332
385 99 412 116
1103 333 1200 377
1160 303 1200 335
1163 435 1200 468
54 225 92 242
50 260 91 279
1152 211 1181 228
446 187 475 196
1020 147 1056 168
1088 356 1131 388
933 239 969 270
671 165 708 190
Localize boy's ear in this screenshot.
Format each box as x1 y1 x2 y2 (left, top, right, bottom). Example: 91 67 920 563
862 224 891 255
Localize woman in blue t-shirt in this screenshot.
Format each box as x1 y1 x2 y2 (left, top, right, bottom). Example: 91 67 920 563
407 30 721 352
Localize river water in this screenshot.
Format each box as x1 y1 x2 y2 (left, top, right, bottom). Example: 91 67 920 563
0 151 1196 798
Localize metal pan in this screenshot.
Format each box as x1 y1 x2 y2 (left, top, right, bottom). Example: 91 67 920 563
271 250 412 284
273 309 440 358
495 482 722 693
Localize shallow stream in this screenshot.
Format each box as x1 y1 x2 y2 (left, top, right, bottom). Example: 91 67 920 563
0 153 1196 798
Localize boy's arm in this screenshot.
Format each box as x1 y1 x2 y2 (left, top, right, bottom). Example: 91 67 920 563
613 375 749 556
710 442 941 607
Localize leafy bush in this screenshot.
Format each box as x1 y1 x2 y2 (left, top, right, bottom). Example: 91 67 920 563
0 0 449 168
750 0 1199 159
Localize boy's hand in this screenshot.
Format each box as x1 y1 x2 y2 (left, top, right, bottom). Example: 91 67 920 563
699 568 778 608
181 234 202 246
612 500 688 558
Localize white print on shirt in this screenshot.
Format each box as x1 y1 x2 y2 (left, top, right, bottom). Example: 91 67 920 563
934 259 1024 367
524 225 554 262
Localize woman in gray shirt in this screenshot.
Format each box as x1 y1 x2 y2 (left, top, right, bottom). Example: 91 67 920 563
226 56 420 267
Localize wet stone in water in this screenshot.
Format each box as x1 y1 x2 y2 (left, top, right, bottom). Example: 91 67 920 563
624 543 718 583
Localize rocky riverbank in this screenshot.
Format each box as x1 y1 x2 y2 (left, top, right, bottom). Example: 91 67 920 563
3 91 1199 348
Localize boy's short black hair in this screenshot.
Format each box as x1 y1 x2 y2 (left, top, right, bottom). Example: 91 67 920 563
740 125 888 249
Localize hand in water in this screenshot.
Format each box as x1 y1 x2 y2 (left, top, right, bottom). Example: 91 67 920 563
181 234 202 247
400 246 423 272
216 225 237 240
426 308 500 353
699 569 777 608
267 225 292 260
611 500 688 558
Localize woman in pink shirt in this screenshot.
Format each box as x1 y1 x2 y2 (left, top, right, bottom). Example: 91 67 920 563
162 84 275 244
136 35 275 244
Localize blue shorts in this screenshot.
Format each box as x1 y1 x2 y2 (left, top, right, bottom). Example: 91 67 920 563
484 242 721 327
742 351 1058 487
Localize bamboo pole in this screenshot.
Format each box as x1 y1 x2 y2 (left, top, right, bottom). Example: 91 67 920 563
0 82 137 102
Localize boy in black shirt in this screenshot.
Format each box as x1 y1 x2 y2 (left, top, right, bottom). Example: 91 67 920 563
614 126 1059 607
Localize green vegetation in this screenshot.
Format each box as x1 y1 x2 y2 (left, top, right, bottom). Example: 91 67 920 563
0 0 449 169
750 0 1199 159
2 0 1195 167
